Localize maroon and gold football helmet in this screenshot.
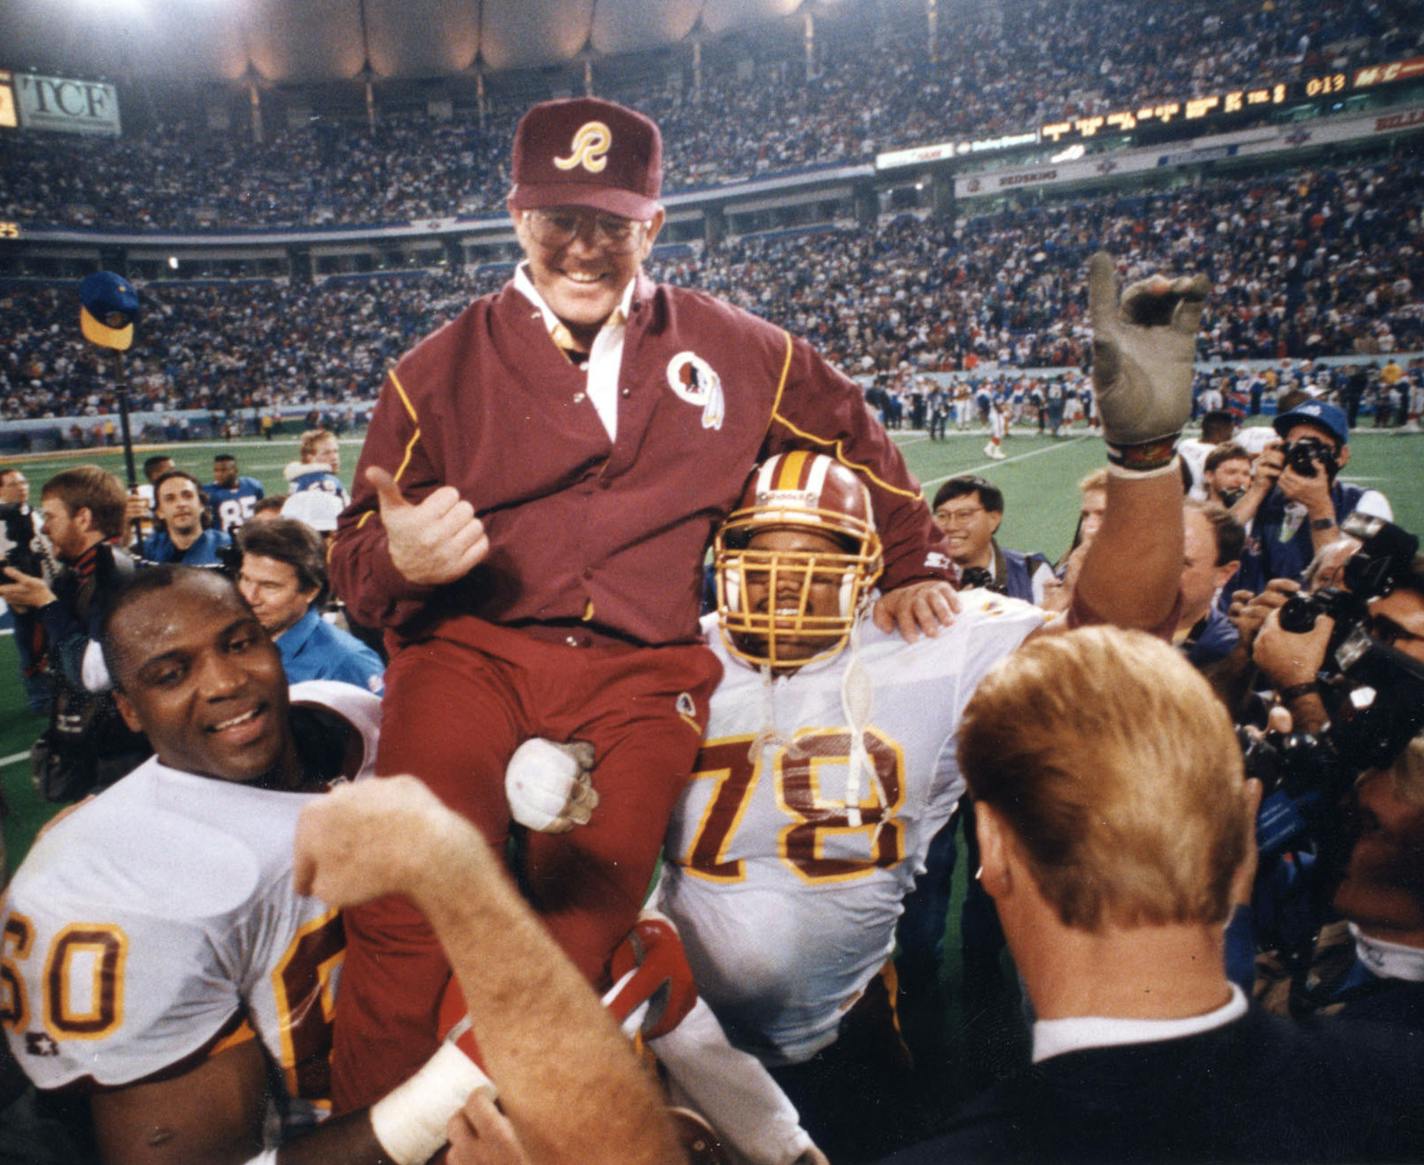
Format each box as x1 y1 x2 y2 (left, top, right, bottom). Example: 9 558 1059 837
715 452 883 669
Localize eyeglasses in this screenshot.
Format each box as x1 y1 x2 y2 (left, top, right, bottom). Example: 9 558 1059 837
523 208 648 254
934 506 988 525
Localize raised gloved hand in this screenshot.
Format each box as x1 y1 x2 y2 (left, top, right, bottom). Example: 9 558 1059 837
504 738 598 833
1088 251 1210 474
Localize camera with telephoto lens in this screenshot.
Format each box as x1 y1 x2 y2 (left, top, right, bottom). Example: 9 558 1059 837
1247 513 1424 861
1280 436 1340 480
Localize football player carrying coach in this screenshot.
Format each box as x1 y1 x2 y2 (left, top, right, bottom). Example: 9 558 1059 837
327 95 956 1110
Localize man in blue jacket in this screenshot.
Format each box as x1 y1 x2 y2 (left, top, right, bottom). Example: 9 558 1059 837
139 471 232 566
237 517 384 694
1233 400 1391 593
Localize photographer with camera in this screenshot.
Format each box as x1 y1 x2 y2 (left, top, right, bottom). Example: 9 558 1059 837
0 467 148 800
1232 402 1392 596
1238 515 1424 992
1 466 54 715
1253 517 1422 735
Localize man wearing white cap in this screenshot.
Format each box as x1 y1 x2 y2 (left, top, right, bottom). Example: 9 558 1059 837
328 95 957 1111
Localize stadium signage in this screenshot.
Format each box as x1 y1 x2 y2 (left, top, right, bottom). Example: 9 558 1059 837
956 102 1424 200
14 72 121 136
1041 84 1288 145
1375 108 1424 132
876 131 1038 170
1302 57 1424 101
881 55 1419 172
997 169 1058 188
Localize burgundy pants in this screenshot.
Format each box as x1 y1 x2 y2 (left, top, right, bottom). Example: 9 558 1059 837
330 615 720 1113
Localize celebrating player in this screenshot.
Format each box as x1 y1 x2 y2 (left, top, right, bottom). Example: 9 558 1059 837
1 567 685 1165
326 94 957 1109
0 569 402 1161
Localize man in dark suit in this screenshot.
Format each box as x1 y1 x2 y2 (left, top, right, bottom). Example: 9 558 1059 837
884 626 1424 1163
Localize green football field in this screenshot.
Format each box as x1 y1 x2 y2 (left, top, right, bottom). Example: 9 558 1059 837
3 422 1422 873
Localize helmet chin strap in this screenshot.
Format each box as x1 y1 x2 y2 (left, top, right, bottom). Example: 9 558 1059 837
748 664 801 763
839 615 884 831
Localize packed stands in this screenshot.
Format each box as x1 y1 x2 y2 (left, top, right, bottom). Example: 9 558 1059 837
3 0 1419 231
5 148 1420 424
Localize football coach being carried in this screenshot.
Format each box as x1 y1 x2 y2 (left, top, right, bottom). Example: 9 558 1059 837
328 95 957 1112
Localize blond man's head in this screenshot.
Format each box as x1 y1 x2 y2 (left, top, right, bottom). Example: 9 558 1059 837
959 626 1248 931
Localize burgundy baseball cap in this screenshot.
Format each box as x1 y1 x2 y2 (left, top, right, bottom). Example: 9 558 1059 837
509 97 662 221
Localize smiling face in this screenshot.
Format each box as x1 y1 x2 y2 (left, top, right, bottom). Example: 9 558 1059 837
109 573 295 786
933 493 1002 570
511 202 663 348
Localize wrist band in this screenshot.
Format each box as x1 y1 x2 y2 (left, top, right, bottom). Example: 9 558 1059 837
1310 517 1337 531
1278 681 1321 702
1104 434 1180 476
370 1039 498 1165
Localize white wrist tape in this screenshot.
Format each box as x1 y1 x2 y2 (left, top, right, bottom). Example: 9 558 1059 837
369 1039 498 1165
241 1151 279 1165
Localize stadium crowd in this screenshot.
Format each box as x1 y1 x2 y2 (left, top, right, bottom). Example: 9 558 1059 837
3 152 1421 428
1 0 1419 230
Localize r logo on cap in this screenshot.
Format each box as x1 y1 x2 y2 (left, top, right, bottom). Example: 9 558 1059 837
555 121 612 174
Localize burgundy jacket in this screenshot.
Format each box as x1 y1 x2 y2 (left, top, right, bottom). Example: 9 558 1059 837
330 273 952 646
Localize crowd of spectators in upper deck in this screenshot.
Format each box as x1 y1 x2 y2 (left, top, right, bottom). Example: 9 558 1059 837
1 0 1419 231
4 149 1419 425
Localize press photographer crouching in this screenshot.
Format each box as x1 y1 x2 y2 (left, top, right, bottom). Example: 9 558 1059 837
0 467 149 802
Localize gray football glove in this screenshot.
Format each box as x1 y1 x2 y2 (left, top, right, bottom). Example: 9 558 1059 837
1088 251 1210 472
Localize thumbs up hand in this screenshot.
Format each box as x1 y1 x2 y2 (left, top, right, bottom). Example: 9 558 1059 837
367 466 489 587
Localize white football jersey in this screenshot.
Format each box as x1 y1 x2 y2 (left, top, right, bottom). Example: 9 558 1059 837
661 594 1041 1064
0 682 379 1139
1177 437 1213 501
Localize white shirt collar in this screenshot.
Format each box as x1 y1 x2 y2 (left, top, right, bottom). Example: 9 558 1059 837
1032 983 1247 1065
1351 923 1424 982
513 262 636 349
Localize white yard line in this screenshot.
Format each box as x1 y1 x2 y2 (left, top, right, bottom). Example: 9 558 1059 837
921 435 1094 489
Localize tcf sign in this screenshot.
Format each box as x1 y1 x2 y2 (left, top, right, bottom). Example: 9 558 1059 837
16 73 121 136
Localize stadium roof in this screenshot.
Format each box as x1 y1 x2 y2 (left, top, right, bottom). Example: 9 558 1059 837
0 0 829 85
